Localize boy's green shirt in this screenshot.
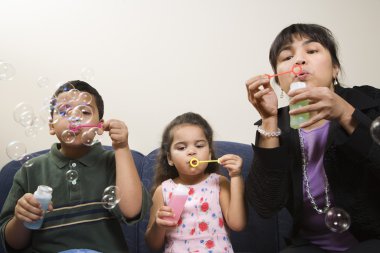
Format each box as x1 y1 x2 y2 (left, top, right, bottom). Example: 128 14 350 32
0 142 150 253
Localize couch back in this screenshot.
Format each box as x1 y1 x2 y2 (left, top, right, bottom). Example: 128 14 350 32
0 141 291 253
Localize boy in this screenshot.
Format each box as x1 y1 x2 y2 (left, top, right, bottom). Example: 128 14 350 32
0 80 149 252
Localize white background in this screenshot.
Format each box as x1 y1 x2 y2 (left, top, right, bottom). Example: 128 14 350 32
1 0 380 168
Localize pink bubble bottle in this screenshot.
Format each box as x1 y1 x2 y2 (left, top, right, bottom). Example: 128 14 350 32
165 184 188 224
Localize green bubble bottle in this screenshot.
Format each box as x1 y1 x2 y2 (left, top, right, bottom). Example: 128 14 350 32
289 82 310 129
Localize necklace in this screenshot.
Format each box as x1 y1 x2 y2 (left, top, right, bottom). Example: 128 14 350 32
298 129 331 214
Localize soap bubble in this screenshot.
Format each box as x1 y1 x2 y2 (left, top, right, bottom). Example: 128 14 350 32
78 92 92 105
31 117 45 131
37 76 50 88
20 154 34 167
81 67 95 82
71 104 93 124
67 89 80 102
65 106 83 123
39 104 59 124
370 116 380 145
0 62 16 80
13 102 35 127
66 169 78 185
66 162 79 184
61 130 76 143
25 125 38 137
6 141 27 161
59 82 75 92
325 207 351 233
81 127 103 146
102 186 121 210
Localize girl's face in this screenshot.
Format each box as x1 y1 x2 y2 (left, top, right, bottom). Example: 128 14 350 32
167 124 211 181
276 35 339 93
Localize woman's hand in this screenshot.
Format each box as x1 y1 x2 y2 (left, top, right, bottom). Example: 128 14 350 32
246 75 278 120
288 86 356 132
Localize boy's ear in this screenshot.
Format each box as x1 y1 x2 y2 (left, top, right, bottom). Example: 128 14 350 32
49 122 56 136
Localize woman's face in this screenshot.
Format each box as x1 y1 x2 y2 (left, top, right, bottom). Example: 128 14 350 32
276 35 339 93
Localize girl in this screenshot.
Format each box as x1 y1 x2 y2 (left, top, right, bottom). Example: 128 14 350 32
145 112 246 253
245 23 380 252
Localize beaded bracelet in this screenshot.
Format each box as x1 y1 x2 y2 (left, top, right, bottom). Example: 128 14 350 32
257 125 281 137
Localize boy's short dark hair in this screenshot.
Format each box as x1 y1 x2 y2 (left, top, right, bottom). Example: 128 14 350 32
51 80 104 120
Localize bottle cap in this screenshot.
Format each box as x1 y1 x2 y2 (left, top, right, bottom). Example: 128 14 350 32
290 81 307 91
173 184 188 195
36 185 53 196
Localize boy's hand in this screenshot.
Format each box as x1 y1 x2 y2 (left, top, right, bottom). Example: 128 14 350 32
219 154 243 177
102 119 129 149
155 206 177 229
14 193 53 223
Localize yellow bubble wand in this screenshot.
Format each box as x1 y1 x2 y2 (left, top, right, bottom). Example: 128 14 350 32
189 157 220 168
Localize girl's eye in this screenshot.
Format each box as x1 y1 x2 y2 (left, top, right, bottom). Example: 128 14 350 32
196 144 205 148
176 146 185 151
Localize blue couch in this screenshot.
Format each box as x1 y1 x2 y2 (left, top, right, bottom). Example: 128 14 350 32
0 141 292 253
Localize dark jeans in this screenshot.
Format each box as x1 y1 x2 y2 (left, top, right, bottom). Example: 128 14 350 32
280 239 380 253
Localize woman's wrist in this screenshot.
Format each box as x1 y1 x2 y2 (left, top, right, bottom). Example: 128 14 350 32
261 116 278 130
257 125 281 137
258 117 280 137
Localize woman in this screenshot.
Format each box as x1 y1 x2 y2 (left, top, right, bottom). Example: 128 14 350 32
245 23 380 252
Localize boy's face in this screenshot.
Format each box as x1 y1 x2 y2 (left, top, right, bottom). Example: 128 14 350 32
49 91 102 146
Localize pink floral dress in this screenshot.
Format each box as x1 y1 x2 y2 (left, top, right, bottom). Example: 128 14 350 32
162 173 234 253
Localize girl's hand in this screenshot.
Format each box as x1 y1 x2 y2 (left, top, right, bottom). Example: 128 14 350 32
219 154 243 177
102 119 129 149
246 75 278 120
155 206 177 228
288 86 355 129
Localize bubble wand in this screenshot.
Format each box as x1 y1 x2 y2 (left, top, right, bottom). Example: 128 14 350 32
69 122 103 132
189 157 220 168
265 65 302 79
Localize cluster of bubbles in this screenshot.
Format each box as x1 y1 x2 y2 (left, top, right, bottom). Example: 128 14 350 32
102 185 121 210
4 65 118 210
6 80 101 167
65 161 120 210
50 83 103 146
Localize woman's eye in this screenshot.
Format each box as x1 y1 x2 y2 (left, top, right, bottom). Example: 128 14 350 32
307 49 318 54
279 55 292 62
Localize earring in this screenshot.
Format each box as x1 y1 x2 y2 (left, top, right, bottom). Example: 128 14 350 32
333 78 338 85
280 89 284 98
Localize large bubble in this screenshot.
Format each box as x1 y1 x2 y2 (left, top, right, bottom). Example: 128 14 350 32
6 141 27 161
